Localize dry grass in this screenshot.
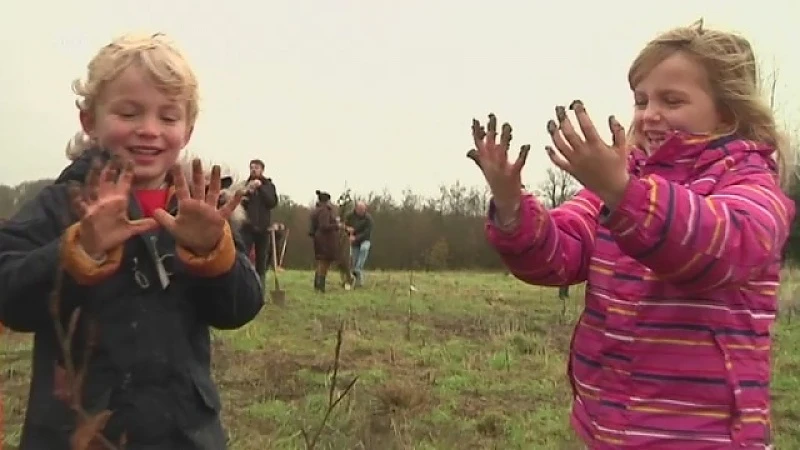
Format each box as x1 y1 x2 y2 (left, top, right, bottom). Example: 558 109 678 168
2 269 800 449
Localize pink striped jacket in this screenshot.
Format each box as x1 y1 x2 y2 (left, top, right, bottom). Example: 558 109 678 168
486 132 794 449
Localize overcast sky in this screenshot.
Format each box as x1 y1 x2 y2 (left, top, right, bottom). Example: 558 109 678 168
1 0 797 204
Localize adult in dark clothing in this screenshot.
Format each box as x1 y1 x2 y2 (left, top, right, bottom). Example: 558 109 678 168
309 191 341 292
0 149 264 450
344 201 374 287
240 159 278 280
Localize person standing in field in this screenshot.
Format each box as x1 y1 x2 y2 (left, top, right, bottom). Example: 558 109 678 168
345 201 373 288
240 159 278 282
309 190 341 292
0 33 264 449
471 21 792 449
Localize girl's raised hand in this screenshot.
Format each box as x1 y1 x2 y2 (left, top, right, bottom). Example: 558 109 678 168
467 113 531 214
153 159 244 256
545 100 630 207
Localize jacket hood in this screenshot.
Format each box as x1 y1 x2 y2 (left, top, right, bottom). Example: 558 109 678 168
56 146 111 185
628 131 777 175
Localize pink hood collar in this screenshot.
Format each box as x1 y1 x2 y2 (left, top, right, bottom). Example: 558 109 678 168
628 131 777 174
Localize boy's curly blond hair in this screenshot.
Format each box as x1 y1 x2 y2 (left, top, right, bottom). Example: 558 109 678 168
66 32 200 159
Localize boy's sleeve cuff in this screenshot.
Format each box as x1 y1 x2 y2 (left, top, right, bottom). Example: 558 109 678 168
177 222 237 278
60 223 123 286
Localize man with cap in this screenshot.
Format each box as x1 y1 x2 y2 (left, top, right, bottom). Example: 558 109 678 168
309 190 343 292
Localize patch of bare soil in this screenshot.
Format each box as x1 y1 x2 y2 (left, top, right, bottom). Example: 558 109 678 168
213 336 448 449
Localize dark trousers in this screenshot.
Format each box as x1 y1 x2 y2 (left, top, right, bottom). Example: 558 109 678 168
241 227 272 277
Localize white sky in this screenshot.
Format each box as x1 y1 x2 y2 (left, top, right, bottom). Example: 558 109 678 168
1 0 798 204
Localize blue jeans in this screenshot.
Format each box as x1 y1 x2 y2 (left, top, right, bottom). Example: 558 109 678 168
350 240 371 285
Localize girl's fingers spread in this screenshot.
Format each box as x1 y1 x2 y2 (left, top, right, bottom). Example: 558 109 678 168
171 165 191 201
547 119 558 136
466 149 483 169
472 119 486 149
191 159 205 199
512 144 531 171
500 123 513 152
549 122 576 162
486 113 498 144
609 115 627 150
556 105 586 151
546 146 572 172
570 100 602 144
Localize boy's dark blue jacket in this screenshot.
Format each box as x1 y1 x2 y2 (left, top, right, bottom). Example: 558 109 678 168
0 148 264 449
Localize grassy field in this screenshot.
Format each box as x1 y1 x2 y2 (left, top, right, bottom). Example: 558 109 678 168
3 269 800 449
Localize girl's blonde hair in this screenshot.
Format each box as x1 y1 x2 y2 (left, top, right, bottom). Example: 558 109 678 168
66 32 200 160
628 19 794 188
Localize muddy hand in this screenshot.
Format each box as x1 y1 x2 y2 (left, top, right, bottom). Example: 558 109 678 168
72 156 158 258
466 148 482 169
154 159 245 256
545 100 629 207
470 113 530 211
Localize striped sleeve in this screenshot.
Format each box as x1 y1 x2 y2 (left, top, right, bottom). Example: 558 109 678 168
485 190 601 286
601 158 794 292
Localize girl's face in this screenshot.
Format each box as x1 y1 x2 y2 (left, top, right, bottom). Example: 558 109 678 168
631 52 724 153
80 65 192 189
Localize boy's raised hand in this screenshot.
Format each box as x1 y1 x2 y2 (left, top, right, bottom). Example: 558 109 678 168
467 113 530 212
153 159 244 256
70 158 158 259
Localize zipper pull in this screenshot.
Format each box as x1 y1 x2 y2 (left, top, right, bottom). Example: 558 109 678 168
150 235 171 290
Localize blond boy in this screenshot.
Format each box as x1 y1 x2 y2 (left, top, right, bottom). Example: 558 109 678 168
0 33 263 449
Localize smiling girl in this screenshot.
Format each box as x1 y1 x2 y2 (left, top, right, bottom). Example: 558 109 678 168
473 21 793 449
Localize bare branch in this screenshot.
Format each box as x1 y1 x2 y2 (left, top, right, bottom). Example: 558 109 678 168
536 168 579 209
301 322 359 450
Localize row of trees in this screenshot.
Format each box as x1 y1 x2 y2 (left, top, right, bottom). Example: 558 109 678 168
0 173 579 270
3 164 800 270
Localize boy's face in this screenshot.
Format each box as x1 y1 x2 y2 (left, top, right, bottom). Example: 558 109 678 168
80 65 193 189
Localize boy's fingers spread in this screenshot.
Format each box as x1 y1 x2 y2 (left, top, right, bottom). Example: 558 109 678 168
118 160 135 192
171 165 190 200
204 165 222 207
150 210 176 232
85 160 102 198
128 217 159 235
220 189 245 218
191 159 205 199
